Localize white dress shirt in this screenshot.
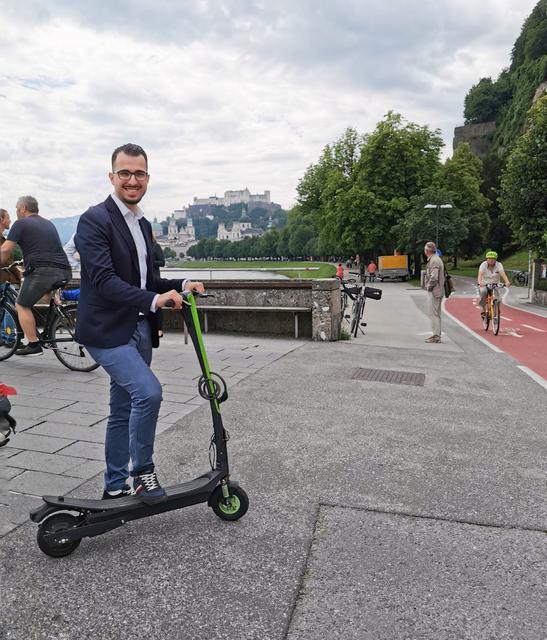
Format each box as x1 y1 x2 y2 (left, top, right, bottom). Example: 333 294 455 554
111 193 159 312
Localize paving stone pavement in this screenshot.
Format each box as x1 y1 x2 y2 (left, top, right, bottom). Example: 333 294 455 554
0 332 303 536
0 282 544 640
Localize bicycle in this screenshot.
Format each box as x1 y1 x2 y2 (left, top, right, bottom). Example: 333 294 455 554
341 281 382 337
338 276 358 320
511 270 528 286
479 283 505 336
0 262 99 371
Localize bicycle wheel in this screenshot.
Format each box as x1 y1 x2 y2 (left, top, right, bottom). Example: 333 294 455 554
341 291 348 318
49 304 99 372
482 297 491 331
0 303 22 361
492 299 501 335
352 299 363 337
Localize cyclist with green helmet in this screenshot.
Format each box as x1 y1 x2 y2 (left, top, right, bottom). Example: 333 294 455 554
477 250 510 317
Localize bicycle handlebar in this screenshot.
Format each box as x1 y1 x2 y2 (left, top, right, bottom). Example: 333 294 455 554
477 282 506 288
1 260 23 272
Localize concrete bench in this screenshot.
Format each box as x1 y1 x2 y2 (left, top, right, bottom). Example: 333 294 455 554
194 304 312 339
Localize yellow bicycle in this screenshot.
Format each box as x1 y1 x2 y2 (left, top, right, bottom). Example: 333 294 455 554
481 283 505 336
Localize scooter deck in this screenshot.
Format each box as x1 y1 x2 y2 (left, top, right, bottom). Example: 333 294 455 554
40 474 217 512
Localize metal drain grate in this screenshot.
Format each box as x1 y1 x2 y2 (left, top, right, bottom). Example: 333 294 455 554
351 368 425 386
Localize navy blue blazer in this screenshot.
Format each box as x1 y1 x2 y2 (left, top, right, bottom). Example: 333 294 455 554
75 196 183 349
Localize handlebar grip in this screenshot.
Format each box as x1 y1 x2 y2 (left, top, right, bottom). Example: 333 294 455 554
163 300 175 308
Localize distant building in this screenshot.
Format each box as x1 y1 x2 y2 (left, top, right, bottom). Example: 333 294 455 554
157 212 196 256
194 187 271 207
217 213 263 242
151 217 163 238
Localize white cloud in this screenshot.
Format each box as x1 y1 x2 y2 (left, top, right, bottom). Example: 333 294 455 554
0 0 538 219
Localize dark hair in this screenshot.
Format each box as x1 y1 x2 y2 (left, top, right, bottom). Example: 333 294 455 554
111 143 148 169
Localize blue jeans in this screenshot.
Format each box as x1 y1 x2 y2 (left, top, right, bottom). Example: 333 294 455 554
87 318 163 492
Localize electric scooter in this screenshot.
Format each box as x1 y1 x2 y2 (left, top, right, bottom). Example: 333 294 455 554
30 292 249 557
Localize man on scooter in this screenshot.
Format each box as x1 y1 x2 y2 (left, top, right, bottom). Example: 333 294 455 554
76 143 204 504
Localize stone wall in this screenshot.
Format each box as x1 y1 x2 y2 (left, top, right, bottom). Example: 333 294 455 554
453 121 496 158
162 279 342 340
531 259 547 307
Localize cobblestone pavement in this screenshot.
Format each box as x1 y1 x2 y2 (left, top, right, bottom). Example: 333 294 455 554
0 332 303 536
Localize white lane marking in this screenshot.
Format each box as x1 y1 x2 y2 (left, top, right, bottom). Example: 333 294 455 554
517 366 547 391
500 316 512 321
501 330 523 338
442 300 503 353
522 324 546 333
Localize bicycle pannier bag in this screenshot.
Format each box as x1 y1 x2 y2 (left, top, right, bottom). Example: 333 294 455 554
364 286 382 300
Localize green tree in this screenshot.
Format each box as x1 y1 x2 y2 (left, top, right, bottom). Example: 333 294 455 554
258 228 279 258
440 143 490 259
393 187 468 271
500 95 547 254
464 76 512 124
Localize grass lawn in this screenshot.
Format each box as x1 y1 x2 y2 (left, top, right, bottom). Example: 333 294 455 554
449 249 530 280
171 260 336 279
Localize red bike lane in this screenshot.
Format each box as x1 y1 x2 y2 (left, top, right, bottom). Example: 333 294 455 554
445 296 547 382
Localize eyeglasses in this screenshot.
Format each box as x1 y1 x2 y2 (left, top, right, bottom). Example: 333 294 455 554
113 170 149 181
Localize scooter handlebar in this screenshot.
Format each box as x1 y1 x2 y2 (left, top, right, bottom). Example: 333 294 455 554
163 292 214 308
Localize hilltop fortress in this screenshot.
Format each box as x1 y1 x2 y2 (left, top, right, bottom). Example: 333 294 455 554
193 188 270 207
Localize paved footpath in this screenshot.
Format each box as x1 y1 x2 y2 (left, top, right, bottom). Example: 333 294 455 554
0 334 302 537
0 285 545 640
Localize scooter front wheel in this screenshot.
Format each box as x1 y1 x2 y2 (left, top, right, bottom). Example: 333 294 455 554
37 512 82 557
210 485 249 521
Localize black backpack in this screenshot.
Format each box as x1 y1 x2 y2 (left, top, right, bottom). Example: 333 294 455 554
444 268 455 297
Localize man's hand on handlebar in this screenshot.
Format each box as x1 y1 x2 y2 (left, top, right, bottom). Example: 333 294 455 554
156 290 184 310
183 280 205 295
156 281 206 310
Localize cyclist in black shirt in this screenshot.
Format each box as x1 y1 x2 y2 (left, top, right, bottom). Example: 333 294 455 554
0 195 71 356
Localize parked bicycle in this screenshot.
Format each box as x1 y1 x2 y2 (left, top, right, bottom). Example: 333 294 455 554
337 276 358 319
479 283 505 336
341 280 383 337
0 262 98 371
511 270 529 286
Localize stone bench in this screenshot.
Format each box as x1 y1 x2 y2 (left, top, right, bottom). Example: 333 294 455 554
164 279 342 340
196 304 312 338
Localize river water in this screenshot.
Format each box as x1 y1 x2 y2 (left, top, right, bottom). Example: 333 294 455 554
160 268 289 280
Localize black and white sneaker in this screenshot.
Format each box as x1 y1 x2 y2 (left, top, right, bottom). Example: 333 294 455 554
101 484 133 500
133 472 167 504
15 342 43 356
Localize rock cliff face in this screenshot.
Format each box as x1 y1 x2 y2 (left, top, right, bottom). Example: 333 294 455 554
533 81 547 102
454 78 547 159
452 121 496 158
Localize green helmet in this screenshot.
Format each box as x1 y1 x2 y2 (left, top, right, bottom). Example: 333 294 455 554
485 250 498 259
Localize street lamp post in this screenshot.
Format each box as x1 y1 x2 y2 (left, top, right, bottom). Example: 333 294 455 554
424 203 453 247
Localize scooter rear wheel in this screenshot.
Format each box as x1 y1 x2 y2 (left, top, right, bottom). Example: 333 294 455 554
37 513 82 557
210 485 249 521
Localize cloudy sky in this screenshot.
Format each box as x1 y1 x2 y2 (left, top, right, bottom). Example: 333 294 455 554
0 0 537 220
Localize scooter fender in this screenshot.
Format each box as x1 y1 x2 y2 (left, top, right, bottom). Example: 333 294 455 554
207 480 240 507
29 503 63 524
